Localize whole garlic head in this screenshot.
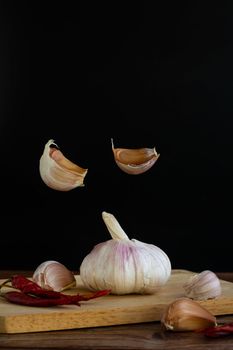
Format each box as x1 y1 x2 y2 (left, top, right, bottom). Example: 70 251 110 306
33 260 76 292
39 139 88 191
183 270 222 300
80 211 171 295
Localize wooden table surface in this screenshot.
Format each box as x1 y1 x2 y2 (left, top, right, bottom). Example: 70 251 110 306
0 271 233 350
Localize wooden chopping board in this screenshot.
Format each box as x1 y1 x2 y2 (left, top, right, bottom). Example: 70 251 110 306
1 269 233 334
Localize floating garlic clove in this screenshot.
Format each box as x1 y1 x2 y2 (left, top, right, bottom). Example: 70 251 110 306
32 260 76 292
183 270 222 300
111 139 160 175
80 211 171 295
39 139 88 191
161 297 217 332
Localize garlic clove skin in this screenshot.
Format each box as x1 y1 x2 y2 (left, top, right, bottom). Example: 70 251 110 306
32 260 76 292
111 139 160 175
183 270 222 300
161 297 217 332
80 211 171 295
39 139 88 191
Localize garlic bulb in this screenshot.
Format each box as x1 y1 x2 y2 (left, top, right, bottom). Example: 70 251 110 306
183 270 222 300
39 139 88 191
32 260 76 292
80 211 171 295
161 297 217 331
111 139 160 175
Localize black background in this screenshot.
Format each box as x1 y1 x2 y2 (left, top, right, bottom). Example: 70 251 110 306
0 3 232 271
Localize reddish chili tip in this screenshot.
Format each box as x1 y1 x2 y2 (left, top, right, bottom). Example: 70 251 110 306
198 323 233 338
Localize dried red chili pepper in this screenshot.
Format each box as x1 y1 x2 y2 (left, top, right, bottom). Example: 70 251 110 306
0 275 111 307
199 322 233 338
10 275 72 299
3 291 81 307
3 289 110 307
11 275 45 293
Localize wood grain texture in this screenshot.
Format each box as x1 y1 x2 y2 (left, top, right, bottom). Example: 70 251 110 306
1 315 233 349
1 269 233 334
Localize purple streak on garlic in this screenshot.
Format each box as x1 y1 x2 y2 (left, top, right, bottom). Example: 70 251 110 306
183 270 222 300
33 260 76 292
80 211 171 295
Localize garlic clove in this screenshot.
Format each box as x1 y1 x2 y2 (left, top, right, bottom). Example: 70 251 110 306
111 139 160 175
32 260 76 292
161 297 217 332
183 270 222 300
80 211 171 295
39 139 88 191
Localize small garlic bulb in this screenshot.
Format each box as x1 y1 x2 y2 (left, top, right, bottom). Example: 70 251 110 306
183 270 222 300
39 139 88 191
80 211 171 295
161 297 217 331
32 260 76 292
111 139 160 175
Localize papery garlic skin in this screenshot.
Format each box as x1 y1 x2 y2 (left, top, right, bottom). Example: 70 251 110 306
33 260 76 292
111 139 160 175
80 211 171 295
39 139 88 191
183 270 222 300
161 297 217 332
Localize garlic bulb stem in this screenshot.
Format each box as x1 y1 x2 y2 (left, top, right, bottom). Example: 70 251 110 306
102 211 129 241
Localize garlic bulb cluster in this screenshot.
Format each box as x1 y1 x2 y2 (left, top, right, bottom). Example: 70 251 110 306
32 260 76 292
161 297 217 331
183 270 222 300
111 139 160 175
80 211 171 295
39 139 88 191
